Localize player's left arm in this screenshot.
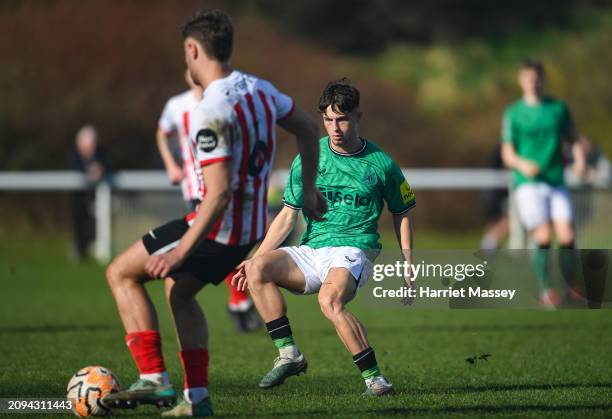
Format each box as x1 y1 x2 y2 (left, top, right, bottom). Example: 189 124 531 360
385 161 416 305
571 138 588 179
144 160 232 278
393 212 414 306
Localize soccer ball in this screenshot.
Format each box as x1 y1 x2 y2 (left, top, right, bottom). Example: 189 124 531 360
66 366 120 417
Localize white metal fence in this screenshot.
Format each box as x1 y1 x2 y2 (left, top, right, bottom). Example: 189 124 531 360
1 169 609 262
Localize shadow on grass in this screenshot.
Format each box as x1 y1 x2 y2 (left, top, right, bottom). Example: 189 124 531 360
220 403 612 417
436 382 612 394
365 403 612 415
215 374 359 397
213 379 612 417
0 323 112 334
304 322 606 338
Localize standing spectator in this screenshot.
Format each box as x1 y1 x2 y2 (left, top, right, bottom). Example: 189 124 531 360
67 124 108 260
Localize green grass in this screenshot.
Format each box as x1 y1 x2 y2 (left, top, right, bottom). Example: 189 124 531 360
1 234 611 418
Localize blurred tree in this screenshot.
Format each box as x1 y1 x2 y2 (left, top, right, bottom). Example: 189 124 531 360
252 0 603 52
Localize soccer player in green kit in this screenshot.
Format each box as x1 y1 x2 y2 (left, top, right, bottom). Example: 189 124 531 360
501 59 586 307
233 78 416 396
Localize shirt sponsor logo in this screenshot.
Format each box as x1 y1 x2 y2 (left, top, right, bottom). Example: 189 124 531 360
196 128 218 152
319 186 372 208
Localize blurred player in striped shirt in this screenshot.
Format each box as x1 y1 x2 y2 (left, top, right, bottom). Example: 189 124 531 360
104 9 327 417
157 70 262 334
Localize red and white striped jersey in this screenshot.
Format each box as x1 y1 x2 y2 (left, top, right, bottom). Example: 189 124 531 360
187 70 295 246
158 90 201 202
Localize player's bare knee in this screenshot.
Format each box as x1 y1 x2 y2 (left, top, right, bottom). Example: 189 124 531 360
532 224 553 245
555 224 575 245
105 259 123 289
245 257 267 289
318 293 343 321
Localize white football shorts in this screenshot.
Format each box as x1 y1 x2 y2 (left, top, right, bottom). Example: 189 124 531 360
514 182 574 230
279 245 373 296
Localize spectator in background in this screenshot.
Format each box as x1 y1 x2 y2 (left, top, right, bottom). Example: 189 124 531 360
67 124 109 261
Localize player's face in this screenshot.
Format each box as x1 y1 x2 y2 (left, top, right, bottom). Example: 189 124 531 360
518 68 542 96
322 105 360 147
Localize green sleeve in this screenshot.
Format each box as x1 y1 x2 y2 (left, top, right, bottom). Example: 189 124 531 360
501 108 514 143
384 161 416 214
282 156 303 209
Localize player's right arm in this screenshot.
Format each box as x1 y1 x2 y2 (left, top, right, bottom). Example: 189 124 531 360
501 143 539 178
256 206 299 257
156 128 184 184
500 109 539 178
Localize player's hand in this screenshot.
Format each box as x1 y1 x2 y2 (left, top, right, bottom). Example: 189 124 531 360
232 260 249 292
302 189 327 221
144 251 183 279
517 159 540 178
86 162 104 182
400 269 415 306
167 165 184 185
572 160 588 180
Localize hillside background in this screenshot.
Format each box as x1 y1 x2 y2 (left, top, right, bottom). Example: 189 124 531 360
1 0 611 230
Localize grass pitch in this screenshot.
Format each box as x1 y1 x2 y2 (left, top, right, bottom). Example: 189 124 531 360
1 233 611 418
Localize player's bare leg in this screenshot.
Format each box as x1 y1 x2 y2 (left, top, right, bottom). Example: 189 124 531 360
553 219 581 300
225 272 262 333
318 268 394 397
531 222 559 307
162 276 213 417
318 268 368 353
165 276 208 349
104 239 177 408
245 250 308 388
105 240 158 332
246 250 306 321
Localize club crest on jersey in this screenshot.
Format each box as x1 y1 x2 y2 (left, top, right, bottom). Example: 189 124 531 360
363 167 377 187
196 128 218 152
400 180 415 204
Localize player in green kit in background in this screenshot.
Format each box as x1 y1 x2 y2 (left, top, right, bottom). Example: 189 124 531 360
233 78 416 396
501 59 586 308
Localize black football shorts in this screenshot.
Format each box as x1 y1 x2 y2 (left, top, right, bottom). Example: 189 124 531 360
142 218 256 285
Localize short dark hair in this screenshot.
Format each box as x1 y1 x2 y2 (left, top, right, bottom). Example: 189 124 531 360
181 9 233 62
318 78 360 114
520 58 544 77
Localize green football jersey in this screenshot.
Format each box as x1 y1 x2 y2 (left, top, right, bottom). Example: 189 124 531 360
283 137 416 250
502 97 575 187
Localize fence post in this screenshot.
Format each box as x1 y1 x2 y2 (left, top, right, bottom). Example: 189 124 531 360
508 187 526 249
95 180 112 263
